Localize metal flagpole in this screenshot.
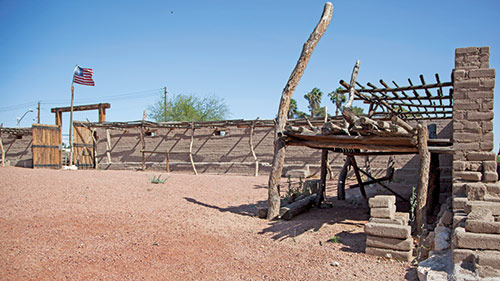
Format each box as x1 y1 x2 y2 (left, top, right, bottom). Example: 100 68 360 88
69 65 78 166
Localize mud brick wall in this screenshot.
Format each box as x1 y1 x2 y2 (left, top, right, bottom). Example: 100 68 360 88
451 46 500 278
0 129 33 168
92 119 452 187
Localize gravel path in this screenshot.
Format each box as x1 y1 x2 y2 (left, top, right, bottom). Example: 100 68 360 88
0 167 417 280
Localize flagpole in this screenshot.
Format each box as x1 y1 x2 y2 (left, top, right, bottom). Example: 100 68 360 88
69 65 78 166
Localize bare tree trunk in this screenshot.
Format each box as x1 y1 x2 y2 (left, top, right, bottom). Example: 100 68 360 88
416 122 430 235
267 2 333 219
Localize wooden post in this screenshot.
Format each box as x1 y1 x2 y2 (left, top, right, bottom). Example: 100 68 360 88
267 2 333 219
315 148 328 206
337 157 351 200
189 122 198 175
166 151 170 173
69 84 75 166
55 111 62 127
348 155 367 199
164 86 167 122
416 122 430 235
98 104 106 123
427 124 440 217
249 119 259 176
37 101 40 124
0 124 4 167
106 129 112 163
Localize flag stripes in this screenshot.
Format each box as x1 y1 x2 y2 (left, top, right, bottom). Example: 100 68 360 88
73 66 95 86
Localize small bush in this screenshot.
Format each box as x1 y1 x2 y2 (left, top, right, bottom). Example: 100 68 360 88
149 175 170 184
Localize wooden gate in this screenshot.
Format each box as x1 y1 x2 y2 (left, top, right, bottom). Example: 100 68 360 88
73 123 95 169
32 124 62 169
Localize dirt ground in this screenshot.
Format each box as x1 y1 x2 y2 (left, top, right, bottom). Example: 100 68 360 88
0 167 417 280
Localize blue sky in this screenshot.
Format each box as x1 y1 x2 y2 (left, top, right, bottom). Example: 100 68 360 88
1 0 499 151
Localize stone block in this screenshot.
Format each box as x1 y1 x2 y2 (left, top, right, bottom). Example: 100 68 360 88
476 250 500 278
486 183 500 197
440 210 453 227
452 248 475 264
370 205 396 219
366 236 413 251
454 79 480 89
364 223 411 239
480 140 494 152
365 246 412 262
483 161 498 173
467 151 496 161
479 46 490 55
465 220 500 234
479 78 495 88
452 196 468 211
467 111 494 121
465 182 486 200
456 47 479 55
454 227 500 251
395 212 410 224
455 171 482 182
452 69 466 81
484 172 498 183
452 183 467 197
453 212 467 229
369 217 405 226
454 142 480 151
453 101 480 110
467 208 493 221
368 195 395 208
469 69 496 78
465 201 500 216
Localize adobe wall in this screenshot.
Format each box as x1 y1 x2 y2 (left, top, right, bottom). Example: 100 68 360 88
92 119 452 189
450 46 500 278
0 128 33 168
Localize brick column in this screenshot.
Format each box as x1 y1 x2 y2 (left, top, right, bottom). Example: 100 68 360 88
452 47 497 197
452 47 500 278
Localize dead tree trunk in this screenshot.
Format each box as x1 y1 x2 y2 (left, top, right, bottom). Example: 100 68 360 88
416 122 430 235
267 2 333 219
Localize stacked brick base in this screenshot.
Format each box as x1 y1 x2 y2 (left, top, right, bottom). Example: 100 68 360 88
364 195 413 261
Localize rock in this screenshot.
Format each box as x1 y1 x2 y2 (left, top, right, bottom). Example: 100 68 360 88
417 250 453 281
330 261 339 267
440 210 453 227
434 225 451 252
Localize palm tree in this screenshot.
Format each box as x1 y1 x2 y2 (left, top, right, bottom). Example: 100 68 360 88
304 88 323 118
328 87 346 116
288 99 298 119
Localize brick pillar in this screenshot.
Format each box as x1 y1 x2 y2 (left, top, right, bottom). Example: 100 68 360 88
452 47 497 198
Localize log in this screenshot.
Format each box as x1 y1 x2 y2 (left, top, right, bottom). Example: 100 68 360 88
267 2 333 219
280 194 318 220
249 119 259 176
416 122 430 235
342 107 359 127
344 60 361 109
321 121 346 135
315 149 328 206
286 125 316 135
391 114 415 135
337 157 351 200
189 122 198 175
106 129 112 163
348 155 367 199
376 120 392 130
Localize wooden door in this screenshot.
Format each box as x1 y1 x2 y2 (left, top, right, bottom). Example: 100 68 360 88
73 124 95 169
32 124 62 169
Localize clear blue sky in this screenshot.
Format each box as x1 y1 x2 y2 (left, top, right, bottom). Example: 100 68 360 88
1 0 499 152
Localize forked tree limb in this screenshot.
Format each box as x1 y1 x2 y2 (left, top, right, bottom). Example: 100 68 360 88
267 2 333 219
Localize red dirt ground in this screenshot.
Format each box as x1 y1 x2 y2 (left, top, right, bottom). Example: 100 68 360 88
0 167 417 280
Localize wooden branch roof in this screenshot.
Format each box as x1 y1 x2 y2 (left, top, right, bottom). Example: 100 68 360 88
0 127 33 136
337 73 453 120
75 117 338 130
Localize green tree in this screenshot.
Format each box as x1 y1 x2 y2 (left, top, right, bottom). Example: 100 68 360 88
288 98 308 119
351 106 365 116
328 87 347 116
147 93 229 122
304 88 323 118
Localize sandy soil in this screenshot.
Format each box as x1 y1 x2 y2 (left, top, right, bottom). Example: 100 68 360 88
0 167 417 280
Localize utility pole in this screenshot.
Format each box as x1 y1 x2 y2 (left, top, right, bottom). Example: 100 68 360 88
164 86 167 122
37 101 40 124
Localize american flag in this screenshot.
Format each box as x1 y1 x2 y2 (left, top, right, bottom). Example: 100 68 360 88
73 66 95 86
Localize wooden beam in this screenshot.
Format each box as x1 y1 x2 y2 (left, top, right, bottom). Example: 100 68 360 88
337 157 350 200
51 103 111 113
315 149 328 206
267 2 333 219
249 119 259 176
189 122 198 175
106 129 112 163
